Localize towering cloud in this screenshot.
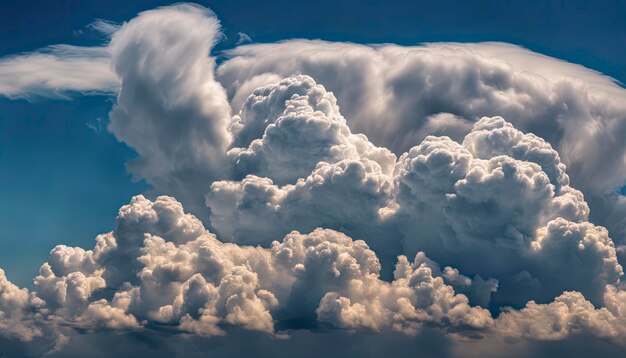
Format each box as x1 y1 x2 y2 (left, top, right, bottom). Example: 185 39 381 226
108 4 233 216
210 83 621 310
218 40 626 252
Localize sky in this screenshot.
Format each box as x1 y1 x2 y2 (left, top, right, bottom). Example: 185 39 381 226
1 0 625 79
1 1 626 357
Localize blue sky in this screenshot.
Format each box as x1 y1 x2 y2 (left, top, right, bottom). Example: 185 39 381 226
0 0 625 288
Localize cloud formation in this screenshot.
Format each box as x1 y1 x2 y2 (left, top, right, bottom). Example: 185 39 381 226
217 40 626 253
0 196 492 343
2 3 626 357
106 4 234 217
1 192 624 355
0 45 117 99
3 5 626 251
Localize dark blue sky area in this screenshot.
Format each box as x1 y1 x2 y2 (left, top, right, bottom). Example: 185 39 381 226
0 0 625 287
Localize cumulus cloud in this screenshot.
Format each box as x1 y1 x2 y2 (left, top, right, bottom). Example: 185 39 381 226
0 195 498 350
2 103 625 354
0 192 625 355
207 75 615 311
496 288 626 342
0 269 43 342
218 40 626 251
2 3 626 357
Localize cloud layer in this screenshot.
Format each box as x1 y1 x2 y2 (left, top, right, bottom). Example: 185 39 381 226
2 3 626 357
0 45 117 100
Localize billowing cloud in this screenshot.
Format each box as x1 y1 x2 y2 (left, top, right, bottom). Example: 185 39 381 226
2 3 626 357
0 192 625 355
217 40 626 252
0 269 43 342
107 4 233 217
209 79 620 310
0 196 492 344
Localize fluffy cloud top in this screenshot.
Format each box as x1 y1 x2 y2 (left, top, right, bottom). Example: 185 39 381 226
217 39 626 252
209 80 619 309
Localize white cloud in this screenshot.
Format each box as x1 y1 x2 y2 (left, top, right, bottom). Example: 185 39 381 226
496 290 626 341
227 75 395 185
0 269 43 342
209 83 618 308
2 6 626 254
107 3 233 217
218 40 626 251
0 45 117 99
0 192 624 354
0 195 496 350
87 19 120 36
236 32 252 45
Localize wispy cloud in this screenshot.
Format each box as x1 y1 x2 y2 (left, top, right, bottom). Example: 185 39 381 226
236 31 252 45
87 19 121 36
0 44 117 100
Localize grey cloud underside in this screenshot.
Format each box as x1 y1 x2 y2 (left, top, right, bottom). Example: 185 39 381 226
2 3 626 357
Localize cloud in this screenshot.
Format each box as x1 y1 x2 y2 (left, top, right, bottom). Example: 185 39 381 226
496 288 626 341
217 40 626 251
206 75 615 309
0 195 492 348
2 5 626 253
0 269 43 342
2 89 625 354
0 45 117 99
87 20 120 36
236 32 252 45
2 3 626 357
227 75 395 184
0 192 624 355
107 3 233 217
